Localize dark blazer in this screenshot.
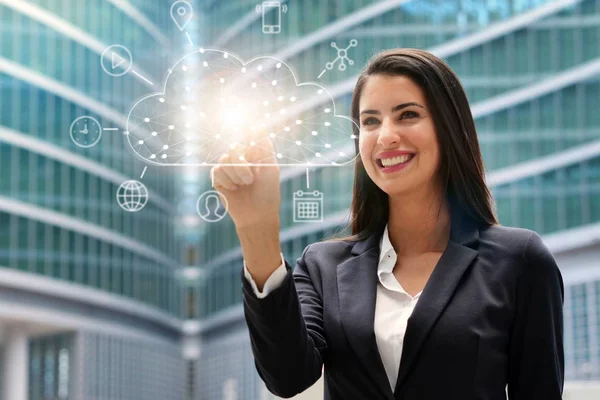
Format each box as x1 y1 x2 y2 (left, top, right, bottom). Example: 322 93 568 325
241 203 565 400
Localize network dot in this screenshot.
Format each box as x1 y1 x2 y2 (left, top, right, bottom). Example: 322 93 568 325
239 156 245 160
315 152 321 157
150 154 156 159
250 141 256 146
290 97 297 102
162 154 167 159
182 65 188 71
339 151 345 156
159 98 165 103
296 141 302 145
223 53 229 59
263 101 269 106
144 117 150 122
276 153 282 158
257 65 263 71
138 140 144 144
169 125 175 130
220 78 225 83
325 143 331 148
324 108 331 113
350 134 357 139
181 105 188 110
312 131 318 136
276 63 282 68
325 122 331 126
185 86 191 92
216 134 221 139
199 47 205 53
269 133 276 138
296 120 302 125
252 82 257 88
272 80 278 86
163 145 169 149
284 127 290 132
152 131 157 136
277 96 284 101
203 61 208 67
317 89 324 94
187 151 192 156
241 67 247 73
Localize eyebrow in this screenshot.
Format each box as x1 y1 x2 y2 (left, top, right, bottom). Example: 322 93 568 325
360 102 425 116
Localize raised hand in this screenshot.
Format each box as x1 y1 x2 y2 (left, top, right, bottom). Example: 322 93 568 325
210 132 281 230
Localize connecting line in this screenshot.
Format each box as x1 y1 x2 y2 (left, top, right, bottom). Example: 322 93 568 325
140 166 148 179
185 32 194 46
131 70 154 86
306 167 310 188
317 69 327 79
103 128 119 131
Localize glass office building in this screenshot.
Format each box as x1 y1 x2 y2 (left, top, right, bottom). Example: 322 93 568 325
193 0 600 398
1 0 600 399
0 1 186 399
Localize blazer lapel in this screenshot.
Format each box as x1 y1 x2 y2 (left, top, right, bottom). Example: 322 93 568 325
393 199 480 397
337 228 396 400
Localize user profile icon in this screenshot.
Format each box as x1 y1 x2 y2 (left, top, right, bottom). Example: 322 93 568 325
196 190 228 223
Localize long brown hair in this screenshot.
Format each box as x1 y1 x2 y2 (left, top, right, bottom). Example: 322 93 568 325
332 48 498 242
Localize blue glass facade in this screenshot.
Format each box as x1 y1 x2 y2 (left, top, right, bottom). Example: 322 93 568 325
1 1 600 399
0 1 187 399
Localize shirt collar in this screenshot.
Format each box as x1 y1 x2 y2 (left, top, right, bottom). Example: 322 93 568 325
378 223 395 275
377 224 424 298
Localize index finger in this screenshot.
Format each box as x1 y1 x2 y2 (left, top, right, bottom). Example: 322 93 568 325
245 130 277 165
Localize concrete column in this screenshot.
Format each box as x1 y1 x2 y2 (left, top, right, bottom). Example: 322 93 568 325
69 332 85 400
2 326 29 400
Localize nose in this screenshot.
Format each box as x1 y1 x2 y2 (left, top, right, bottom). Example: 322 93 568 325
377 118 400 148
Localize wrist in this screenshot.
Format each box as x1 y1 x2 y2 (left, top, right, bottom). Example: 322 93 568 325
235 216 280 235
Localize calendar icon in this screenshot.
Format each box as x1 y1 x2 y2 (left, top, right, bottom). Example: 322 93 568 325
293 190 323 222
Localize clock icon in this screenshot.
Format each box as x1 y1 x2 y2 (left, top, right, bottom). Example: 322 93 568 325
70 116 102 148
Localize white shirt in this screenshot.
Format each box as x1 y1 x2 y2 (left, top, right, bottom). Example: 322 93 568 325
243 224 421 391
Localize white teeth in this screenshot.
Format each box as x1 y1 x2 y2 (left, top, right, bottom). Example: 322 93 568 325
381 154 413 167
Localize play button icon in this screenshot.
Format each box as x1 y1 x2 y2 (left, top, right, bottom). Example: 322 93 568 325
111 52 126 70
101 44 132 77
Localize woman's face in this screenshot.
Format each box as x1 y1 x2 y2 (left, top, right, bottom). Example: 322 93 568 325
358 74 441 197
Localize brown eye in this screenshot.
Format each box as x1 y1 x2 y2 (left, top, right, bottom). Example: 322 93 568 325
400 111 419 119
361 117 379 126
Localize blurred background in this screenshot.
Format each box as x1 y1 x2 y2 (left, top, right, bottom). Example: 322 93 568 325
0 0 599 399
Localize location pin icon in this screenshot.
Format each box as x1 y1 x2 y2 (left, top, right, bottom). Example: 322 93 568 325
171 1 193 31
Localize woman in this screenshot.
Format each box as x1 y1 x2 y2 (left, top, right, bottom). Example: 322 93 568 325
211 49 564 400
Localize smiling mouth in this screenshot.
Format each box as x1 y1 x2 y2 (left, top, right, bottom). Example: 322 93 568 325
376 154 415 168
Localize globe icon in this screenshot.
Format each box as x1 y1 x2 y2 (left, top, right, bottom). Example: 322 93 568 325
116 180 148 212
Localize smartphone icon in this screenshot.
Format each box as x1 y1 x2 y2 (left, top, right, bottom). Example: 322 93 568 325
262 1 281 34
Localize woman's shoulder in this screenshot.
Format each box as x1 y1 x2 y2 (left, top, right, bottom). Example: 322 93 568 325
479 225 557 274
305 238 356 257
480 224 535 246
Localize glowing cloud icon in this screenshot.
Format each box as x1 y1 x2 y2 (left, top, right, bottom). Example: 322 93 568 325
125 48 358 166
